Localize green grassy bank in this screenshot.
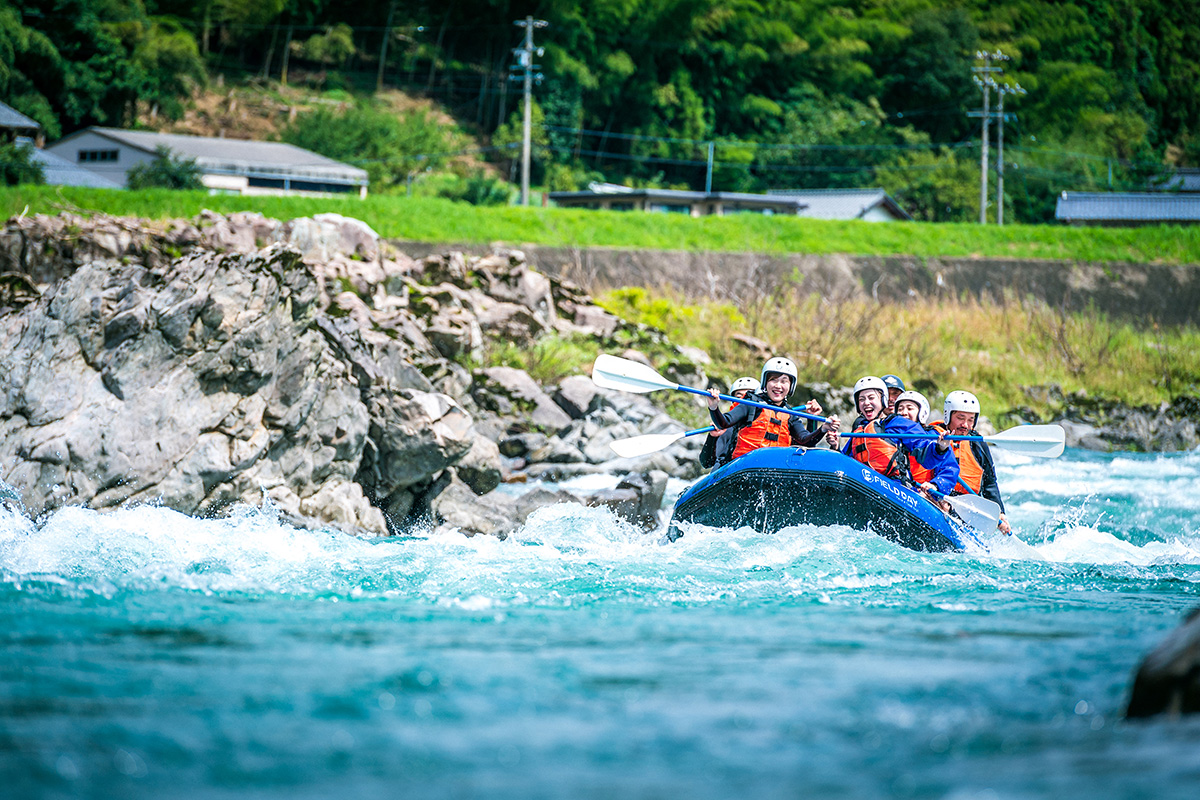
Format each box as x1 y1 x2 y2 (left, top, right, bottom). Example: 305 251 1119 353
5 186 1200 265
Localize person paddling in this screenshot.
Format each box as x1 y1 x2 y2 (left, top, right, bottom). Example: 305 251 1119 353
892 390 959 508
706 357 838 466
699 376 759 469
830 376 958 491
934 391 1011 535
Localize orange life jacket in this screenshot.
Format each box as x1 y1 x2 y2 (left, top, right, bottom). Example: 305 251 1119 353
730 407 792 459
851 418 905 479
932 422 984 493
908 450 934 484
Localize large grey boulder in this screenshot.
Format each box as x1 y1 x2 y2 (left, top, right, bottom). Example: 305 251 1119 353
427 471 519 538
587 470 669 529
0 241 478 536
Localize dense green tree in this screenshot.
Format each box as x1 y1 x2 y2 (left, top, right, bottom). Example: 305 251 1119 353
0 141 47 186
11 0 1200 221
282 102 464 190
125 144 204 189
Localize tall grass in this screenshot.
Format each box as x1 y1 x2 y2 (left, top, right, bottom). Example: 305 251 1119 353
4 185 1200 265
598 286 1200 422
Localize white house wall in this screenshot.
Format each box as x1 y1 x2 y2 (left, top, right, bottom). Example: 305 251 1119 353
45 131 156 187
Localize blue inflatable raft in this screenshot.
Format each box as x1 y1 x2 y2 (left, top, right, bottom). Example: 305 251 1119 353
668 446 987 552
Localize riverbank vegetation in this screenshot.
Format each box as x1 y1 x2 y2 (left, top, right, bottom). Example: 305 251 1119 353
6 186 1200 266
5 1 1200 223
595 287 1200 426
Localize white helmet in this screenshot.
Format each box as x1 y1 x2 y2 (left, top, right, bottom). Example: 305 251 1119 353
760 357 798 399
853 376 887 410
943 390 981 425
894 390 931 425
730 376 761 395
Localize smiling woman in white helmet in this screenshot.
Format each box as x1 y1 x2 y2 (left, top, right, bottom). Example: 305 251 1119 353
932 390 1011 534
699 377 760 470
705 357 838 466
828 376 960 497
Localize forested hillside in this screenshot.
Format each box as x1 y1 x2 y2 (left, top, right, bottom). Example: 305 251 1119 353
4 1 1198 223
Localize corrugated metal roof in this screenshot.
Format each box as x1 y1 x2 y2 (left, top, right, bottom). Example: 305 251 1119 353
1055 192 1200 222
23 143 122 188
0 101 41 131
767 188 912 220
53 127 368 185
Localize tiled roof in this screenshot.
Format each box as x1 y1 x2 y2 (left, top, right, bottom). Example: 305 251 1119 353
1055 191 1200 222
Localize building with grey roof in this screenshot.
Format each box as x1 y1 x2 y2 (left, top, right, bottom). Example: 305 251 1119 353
767 188 912 222
15 139 122 189
1151 168 1200 193
1055 191 1200 226
46 127 368 197
1 101 42 144
549 183 805 216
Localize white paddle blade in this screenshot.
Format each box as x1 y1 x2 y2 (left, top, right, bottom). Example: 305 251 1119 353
609 431 686 459
946 494 1001 532
590 354 677 394
985 424 1066 458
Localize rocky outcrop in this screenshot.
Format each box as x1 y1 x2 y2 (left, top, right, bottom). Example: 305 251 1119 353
1011 386 1200 452
1126 608 1200 719
0 211 710 538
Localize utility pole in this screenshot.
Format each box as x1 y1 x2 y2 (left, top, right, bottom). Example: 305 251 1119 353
995 82 1025 226
511 16 547 206
705 142 714 193
971 50 1008 224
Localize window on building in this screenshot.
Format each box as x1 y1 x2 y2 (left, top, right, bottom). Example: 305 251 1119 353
78 149 119 163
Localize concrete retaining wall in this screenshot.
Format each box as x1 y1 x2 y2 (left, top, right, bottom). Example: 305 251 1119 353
392 241 1200 326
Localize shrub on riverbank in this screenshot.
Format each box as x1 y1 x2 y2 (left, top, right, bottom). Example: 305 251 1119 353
596 286 1200 425
5 186 1200 266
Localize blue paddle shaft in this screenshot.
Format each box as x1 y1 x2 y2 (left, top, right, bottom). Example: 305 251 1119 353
675 385 828 423
686 426 717 437
842 432 985 443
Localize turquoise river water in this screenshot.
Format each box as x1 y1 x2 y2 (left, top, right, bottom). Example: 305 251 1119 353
3 447 1200 799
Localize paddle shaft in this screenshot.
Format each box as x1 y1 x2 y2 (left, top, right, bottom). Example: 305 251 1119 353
676 385 827 424
843 431 992 445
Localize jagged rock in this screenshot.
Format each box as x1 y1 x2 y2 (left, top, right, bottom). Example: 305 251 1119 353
524 462 605 480
426 311 483 362
1126 608 1200 719
473 366 572 432
357 388 475 499
554 375 600 419
573 305 621 337
476 301 548 341
428 472 518 538
455 435 503 495
498 432 548 458
298 479 389 534
587 470 668 529
285 214 379 263
513 487 584 523
528 437 587 464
